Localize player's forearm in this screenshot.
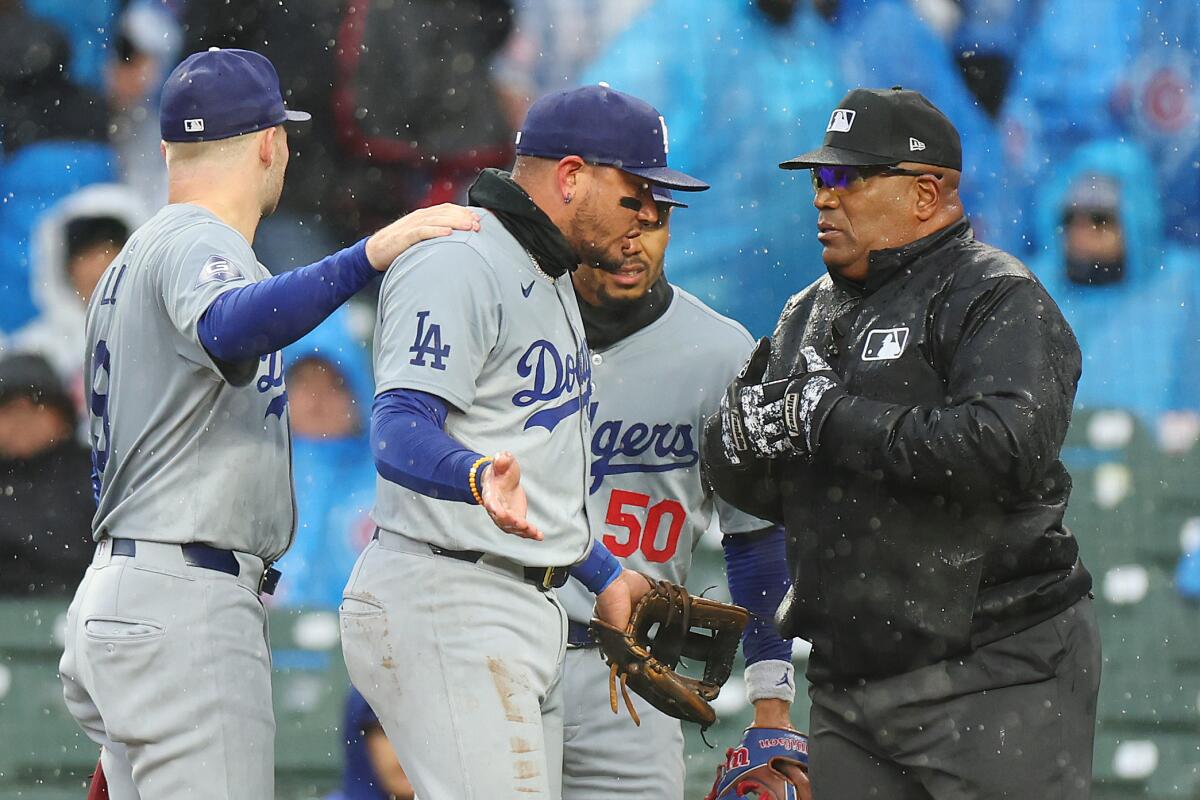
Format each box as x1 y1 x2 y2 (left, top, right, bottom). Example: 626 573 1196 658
198 238 376 362
723 527 793 664
371 389 485 504
724 528 797 705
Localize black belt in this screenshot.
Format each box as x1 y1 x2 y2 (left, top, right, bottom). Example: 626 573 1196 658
428 543 571 591
567 620 596 648
109 538 281 595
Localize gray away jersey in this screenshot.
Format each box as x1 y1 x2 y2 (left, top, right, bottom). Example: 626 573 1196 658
558 287 772 624
372 209 593 568
84 203 294 561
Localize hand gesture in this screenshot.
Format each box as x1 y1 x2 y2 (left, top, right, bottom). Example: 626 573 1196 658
480 451 543 541
365 203 481 271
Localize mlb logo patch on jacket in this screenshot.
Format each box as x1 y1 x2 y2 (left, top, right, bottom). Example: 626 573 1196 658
862 327 909 361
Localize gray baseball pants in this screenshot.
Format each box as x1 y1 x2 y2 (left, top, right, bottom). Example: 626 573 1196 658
59 537 275 800
341 531 568 800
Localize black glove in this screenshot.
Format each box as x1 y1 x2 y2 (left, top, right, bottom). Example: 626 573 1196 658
719 343 844 462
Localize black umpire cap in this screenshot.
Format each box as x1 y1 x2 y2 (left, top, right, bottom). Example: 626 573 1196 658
780 86 962 172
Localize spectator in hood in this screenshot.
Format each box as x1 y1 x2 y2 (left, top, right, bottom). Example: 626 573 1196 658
951 0 1045 118
105 1 182 205
1029 139 1200 421
271 308 378 609
0 352 96 595
11 184 147 410
580 0 841 336
826 0 1026 253
998 0 1139 208
1113 1 1200 245
0 0 108 154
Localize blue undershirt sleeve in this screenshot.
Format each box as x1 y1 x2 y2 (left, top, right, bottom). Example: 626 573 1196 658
371 388 485 503
723 526 794 665
198 238 378 362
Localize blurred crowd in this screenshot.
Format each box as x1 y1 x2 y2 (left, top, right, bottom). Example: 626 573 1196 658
2 0 1200 632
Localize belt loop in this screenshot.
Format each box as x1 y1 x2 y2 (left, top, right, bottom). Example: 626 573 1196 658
259 566 282 595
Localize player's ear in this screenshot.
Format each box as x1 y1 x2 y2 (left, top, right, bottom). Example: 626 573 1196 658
258 127 278 167
555 156 587 205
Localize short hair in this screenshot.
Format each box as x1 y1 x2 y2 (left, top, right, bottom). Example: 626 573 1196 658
163 128 264 166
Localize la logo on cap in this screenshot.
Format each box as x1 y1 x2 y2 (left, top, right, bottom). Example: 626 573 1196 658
827 109 856 133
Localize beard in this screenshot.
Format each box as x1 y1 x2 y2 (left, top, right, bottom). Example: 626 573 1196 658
261 154 287 217
569 196 626 273
577 239 625 273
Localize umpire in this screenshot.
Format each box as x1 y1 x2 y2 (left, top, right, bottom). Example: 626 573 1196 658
703 87 1100 799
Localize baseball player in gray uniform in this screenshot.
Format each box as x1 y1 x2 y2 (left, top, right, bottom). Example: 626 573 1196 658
560 189 801 798
339 85 708 799
57 48 478 800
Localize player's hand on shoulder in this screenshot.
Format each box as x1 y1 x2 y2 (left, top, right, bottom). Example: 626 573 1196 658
594 568 652 631
480 451 543 541
365 203 482 271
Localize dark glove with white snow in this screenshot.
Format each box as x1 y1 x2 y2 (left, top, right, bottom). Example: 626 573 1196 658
717 339 845 463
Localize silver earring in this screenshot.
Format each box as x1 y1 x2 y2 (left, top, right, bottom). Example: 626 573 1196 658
564 194 573 204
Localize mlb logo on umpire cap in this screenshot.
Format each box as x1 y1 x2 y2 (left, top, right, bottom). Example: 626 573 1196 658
827 109 856 133
782 87 962 172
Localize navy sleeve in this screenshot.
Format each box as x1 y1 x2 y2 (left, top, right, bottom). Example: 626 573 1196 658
198 238 377 362
371 388 485 503
723 527 794 664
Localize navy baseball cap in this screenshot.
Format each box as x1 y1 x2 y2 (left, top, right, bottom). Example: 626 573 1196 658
652 188 688 209
780 87 961 171
161 48 310 143
516 84 709 191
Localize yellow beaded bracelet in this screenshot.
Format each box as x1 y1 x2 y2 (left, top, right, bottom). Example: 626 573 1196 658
468 456 493 505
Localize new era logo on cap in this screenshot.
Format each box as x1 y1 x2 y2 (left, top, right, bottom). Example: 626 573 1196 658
827 109 856 133
184 118 205 133
909 137 925 151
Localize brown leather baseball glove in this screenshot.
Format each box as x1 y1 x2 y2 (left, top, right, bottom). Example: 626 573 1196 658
589 580 749 729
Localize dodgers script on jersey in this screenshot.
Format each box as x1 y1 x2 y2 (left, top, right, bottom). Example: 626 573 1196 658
83 204 294 560
372 209 593 567
558 288 770 623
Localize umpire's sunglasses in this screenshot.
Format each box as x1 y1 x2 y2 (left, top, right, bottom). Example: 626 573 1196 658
811 165 944 191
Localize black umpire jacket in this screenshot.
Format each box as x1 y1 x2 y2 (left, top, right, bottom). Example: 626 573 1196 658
704 218 1093 683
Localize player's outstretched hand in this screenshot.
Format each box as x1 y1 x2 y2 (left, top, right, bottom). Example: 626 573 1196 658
365 203 482 271
594 568 653 631
480 451 544 541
